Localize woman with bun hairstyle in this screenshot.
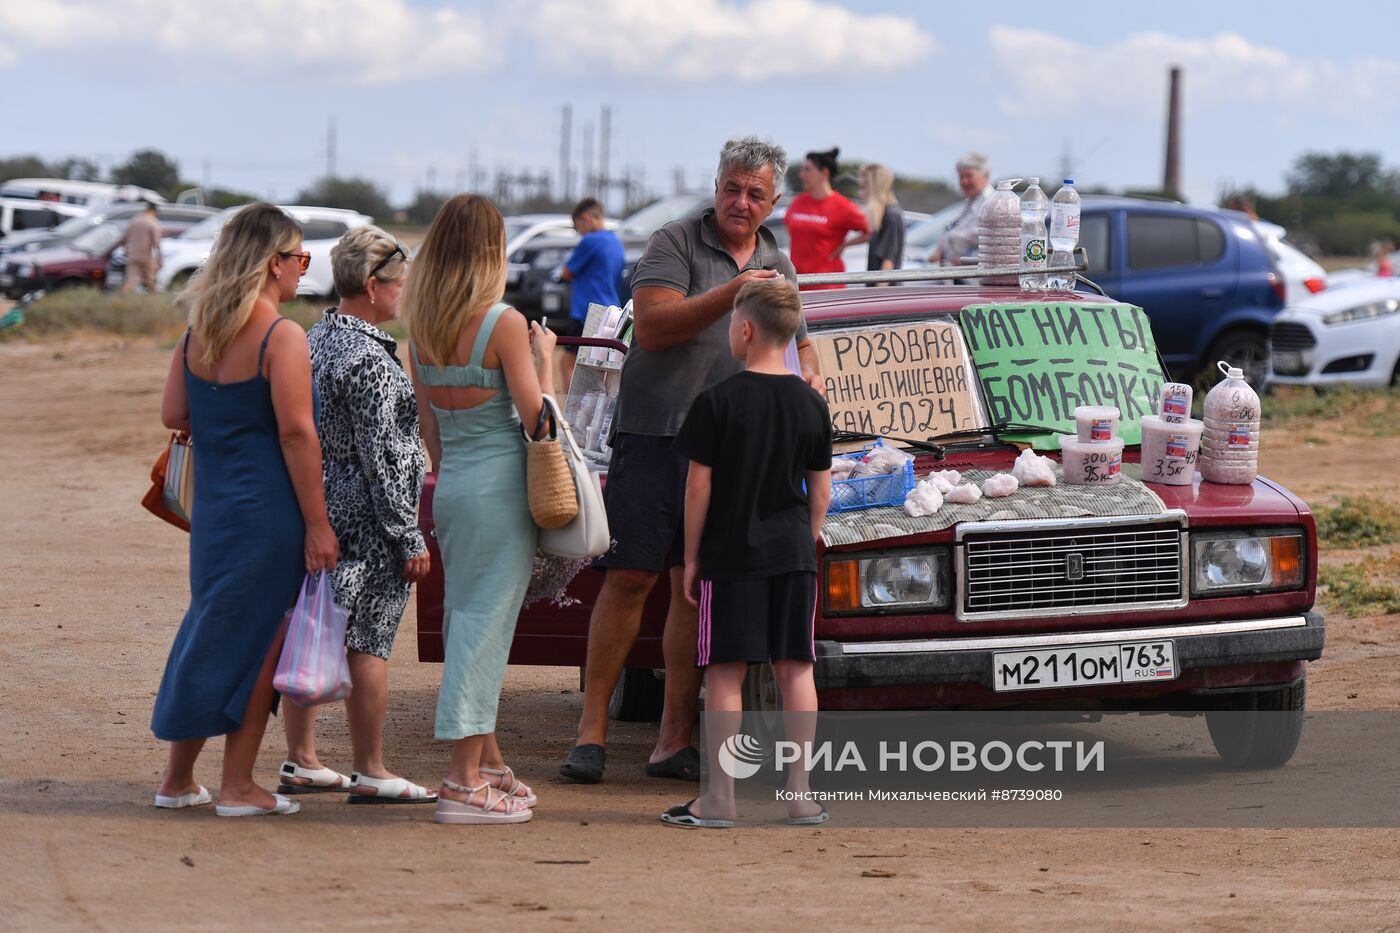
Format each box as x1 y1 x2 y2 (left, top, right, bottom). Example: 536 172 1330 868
783 146 868 289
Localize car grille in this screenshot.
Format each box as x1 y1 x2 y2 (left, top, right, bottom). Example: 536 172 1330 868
959 521 1186 620
1271 322 1317 352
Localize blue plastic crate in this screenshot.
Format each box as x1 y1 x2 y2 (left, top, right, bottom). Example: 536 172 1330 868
827 440 917 513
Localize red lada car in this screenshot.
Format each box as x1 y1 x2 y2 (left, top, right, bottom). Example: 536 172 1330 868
417 285 1324 768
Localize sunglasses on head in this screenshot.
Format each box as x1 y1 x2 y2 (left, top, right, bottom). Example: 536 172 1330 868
369 243 408 280
279 250 312 272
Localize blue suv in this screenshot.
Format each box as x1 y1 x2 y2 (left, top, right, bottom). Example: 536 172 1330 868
1078 197 1284 386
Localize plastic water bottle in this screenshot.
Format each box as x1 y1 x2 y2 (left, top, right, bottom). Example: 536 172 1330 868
1019 178 1048 291
1199 361 1261 485
1047 179 1081 290
977 179 1021 285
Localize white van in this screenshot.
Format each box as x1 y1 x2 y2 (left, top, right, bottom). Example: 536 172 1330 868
0 198 86 240
0 178 166 207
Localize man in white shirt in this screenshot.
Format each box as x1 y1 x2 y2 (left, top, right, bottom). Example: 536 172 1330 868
928 152 992 266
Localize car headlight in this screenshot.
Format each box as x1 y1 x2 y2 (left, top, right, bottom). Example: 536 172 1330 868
1191 530 1305 596
826 548 951 614
1324 298 1399 326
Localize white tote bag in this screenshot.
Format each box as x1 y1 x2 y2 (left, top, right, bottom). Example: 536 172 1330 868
535 395 610 559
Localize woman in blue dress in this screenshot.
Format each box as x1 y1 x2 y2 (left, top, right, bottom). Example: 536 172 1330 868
404 194 556 824
151 203 339 817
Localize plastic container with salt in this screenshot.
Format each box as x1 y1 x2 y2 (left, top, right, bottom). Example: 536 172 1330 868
1074 405 1119 443
1199 361 1260 485
1140 414 1203 486
1059 435 1123 485
1159 382 1193 423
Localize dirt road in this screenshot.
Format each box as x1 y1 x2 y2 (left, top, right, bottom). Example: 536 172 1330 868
2 337 1397 931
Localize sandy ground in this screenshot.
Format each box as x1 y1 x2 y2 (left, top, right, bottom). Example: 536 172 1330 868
2 336 1398 932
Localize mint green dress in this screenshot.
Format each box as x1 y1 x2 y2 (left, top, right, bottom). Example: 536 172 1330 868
415 303 537 740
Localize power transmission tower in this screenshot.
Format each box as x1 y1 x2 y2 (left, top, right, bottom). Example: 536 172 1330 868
560 104 573 203
326 118 337 179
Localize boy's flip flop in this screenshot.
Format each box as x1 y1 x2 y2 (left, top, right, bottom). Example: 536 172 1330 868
559 744 607 784
277 761 351 794
645 747 701 781
660 800 734 829
788 804 830 826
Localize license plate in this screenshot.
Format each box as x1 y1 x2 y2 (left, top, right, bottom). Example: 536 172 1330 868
1272 350 1306 375
993 641 1177 692
542 292 562 312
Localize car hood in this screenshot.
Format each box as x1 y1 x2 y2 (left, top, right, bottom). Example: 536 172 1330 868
1 229 63 252
10 244 89 266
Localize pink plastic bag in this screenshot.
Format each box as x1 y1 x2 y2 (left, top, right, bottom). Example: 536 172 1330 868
273 572 353 707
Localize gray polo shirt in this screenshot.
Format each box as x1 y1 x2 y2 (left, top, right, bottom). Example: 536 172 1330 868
614 208 806 438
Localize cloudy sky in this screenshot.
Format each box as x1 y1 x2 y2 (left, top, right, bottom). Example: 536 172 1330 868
2 0 1395 208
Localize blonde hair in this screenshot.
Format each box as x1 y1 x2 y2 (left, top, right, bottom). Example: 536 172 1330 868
862 163 896 233
181 203 300 368
402 194 508 366
331 224 407 297
735 278 802 345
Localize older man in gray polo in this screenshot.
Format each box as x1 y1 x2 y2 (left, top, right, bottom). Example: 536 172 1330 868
560 137 822 784
928 151 992 266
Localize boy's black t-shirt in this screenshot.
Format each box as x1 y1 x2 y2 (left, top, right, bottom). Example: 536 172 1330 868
673 370 833 580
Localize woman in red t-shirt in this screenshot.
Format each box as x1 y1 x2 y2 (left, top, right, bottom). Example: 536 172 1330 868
784 147 869 289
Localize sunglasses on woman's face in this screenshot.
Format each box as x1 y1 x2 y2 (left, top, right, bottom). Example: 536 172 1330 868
368 243 407 280
280 250 312 273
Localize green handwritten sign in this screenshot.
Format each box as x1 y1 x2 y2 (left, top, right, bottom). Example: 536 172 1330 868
960 302 1167 450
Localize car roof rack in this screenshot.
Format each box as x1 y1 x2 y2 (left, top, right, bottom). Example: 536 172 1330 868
794 248 1096 290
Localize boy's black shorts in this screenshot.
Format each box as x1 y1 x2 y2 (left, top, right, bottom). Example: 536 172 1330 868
696 571 817 666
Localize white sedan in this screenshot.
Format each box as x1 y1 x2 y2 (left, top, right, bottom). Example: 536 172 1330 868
1269 277 1400 388
158 205 373 297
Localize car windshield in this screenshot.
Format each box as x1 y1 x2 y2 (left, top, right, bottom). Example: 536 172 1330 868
620 195 707 236
904 204 964 249
51 213 104 238
72 221 127 254
179 211 233 240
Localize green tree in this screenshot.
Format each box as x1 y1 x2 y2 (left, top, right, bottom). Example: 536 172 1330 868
403 189 447 226
296 176 393 221
0 155 55 182
1286 152 1384 199
55 157 101 182
110 149 181 197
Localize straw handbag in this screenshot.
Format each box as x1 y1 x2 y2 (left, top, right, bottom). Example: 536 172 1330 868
141 431 193 532
534 396 610 559
523 396 579 529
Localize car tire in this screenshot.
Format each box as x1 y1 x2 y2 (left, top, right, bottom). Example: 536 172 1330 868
166 269 194 293
1199 329 1270 392
1205 675 1305 770
607 666 664 722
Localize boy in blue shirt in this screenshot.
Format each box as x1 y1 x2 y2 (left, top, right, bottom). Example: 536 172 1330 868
662 279 832 829
558 197 625 387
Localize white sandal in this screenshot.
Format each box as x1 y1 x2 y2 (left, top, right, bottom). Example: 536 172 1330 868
480 766 538 808
347 772 438 805
277 761 351 795
154 785 212 809
434 778 532 824
216 793 301 817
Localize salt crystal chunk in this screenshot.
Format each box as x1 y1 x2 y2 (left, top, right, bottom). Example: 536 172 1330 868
830 458 858 478
926 469 961 486
902 482 944 517
945 483 983 505
1011 449 1057 487
982 474 1019 498
862 445 913 474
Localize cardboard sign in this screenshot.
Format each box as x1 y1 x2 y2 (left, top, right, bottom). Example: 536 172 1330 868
811 321 977 440
960 302 1167 449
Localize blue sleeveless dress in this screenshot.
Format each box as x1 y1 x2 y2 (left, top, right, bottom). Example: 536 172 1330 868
415 303 537 740
151 320 308 741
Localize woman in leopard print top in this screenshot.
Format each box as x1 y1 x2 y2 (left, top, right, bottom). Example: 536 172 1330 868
278 226 436 804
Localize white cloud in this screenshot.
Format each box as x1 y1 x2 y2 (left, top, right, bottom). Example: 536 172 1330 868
0 0 498 84
527 0 935 82
988 27 1400 120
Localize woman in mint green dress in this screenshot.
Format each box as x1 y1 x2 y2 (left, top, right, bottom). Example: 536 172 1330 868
404 194 556 825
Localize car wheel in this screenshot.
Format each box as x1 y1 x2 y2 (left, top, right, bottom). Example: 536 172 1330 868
166 269 194 293
1205 676 1305 769
607 666 664 722
1199 329 1270 392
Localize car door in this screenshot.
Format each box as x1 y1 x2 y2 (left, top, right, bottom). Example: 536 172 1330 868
1113 211 1237 372
1077 210 1119 296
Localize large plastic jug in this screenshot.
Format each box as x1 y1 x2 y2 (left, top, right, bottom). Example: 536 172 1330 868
1199 361 1261 485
